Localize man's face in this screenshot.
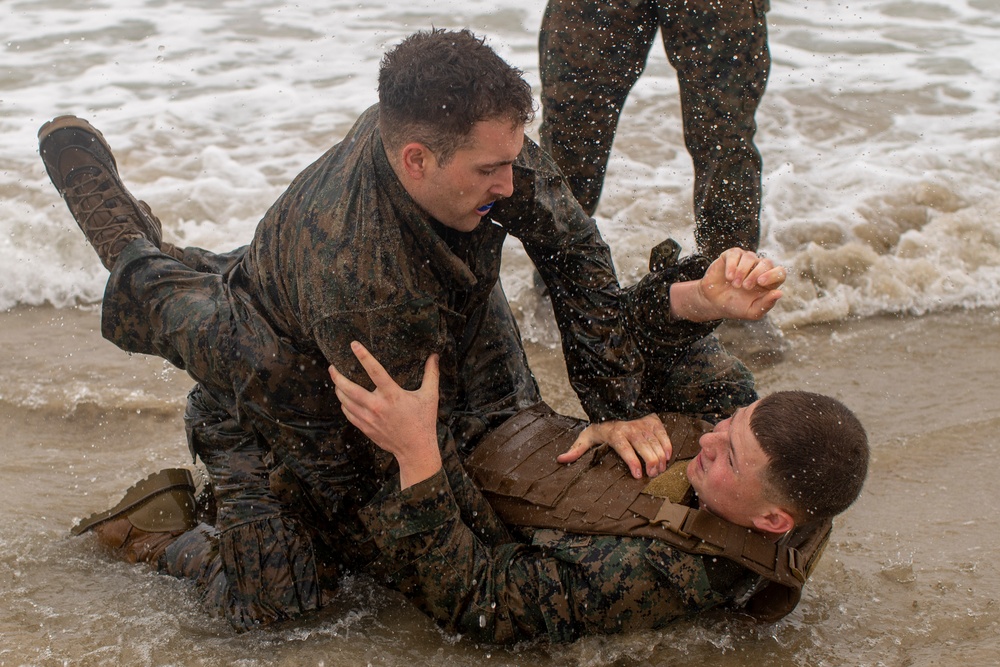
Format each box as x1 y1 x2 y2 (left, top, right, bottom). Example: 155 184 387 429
413 119 523 232
686 400 775 529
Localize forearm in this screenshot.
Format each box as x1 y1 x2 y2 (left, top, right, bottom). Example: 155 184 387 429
494 139 643 421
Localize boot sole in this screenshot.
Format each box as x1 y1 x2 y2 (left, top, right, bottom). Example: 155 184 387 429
71 468 195 536
38 115 114 157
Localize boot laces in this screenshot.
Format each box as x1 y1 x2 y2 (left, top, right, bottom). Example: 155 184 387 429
62 167 141 249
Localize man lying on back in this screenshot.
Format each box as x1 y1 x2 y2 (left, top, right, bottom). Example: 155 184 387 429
331 253 869 643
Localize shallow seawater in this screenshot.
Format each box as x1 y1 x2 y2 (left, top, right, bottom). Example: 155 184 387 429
3 306 1000 666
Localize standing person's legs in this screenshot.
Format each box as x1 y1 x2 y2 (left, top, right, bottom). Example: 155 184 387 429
539 0 659 215
657 0 770 257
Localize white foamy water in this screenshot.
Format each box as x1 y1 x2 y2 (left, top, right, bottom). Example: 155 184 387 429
3 0 1000 329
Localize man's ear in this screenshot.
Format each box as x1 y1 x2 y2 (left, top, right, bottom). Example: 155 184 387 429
399 142 433 180
752 507 795 536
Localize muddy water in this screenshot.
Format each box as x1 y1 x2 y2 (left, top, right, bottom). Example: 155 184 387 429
2 305 998 666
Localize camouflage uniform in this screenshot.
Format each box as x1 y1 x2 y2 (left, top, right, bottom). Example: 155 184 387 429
98 105 647 629
358 456 750 644
105 235 751 632
539 0 771 257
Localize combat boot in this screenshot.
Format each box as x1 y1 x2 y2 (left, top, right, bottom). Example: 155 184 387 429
38 115 163 270
72 469 198 566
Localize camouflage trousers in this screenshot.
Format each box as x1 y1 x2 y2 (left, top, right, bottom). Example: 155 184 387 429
539 0 770 257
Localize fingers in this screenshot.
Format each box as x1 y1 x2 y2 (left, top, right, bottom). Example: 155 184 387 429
557 425 647 479
720 248 786 291
612 429 668 479
328 361 371 409
558 416 672 479
749 288 784 318
757 265 787 290
646 419 673 474
328 343 412 425
350 340 393 388
609 439 644 479
419 353 440 400
558 426 601 464
723 248 759 287
328 345 442 476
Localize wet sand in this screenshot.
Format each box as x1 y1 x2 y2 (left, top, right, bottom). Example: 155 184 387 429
2 305 999 666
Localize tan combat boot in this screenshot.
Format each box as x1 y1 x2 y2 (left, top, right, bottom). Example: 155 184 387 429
72 469 198 565
38 115 164 271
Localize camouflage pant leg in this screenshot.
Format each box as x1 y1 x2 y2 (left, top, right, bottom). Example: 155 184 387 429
101 239 356 511
539 0 661 215
102 241 340 630
638 333 757 421
539 0 769 256
156 386 339 632
657 0 770 256
100 239 239 393
161 515 339 632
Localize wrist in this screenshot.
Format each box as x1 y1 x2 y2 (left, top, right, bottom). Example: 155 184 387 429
669 280 719 322
395 438 443 490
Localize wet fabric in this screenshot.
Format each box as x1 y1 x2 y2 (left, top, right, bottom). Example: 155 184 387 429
95 103 758 631
464 402 830 623
539 0 771 256
102 239 524 629
233 105 644 423
99 231 752 632
359 467 746 644
158 385 510 630
102 102 654 541
357 336 757 643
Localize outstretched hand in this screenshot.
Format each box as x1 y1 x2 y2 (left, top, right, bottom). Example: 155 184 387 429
557 413 672 479
671 248 786 322
328 341 442 489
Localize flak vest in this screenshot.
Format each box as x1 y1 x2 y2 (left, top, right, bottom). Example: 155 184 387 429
464 403 832 622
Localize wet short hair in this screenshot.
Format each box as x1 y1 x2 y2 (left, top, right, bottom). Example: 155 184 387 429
751 391 869 524
377 28 535 163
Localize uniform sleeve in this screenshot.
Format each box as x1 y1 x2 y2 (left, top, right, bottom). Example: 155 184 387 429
621 242 719 355
312 297 446 394
358 469 722 644
490 138 643 422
